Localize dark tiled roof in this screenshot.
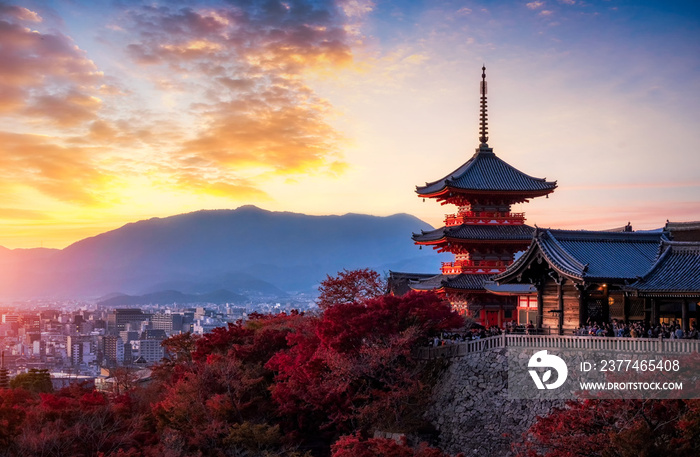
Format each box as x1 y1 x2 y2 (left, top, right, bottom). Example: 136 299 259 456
629 242 700 294
494 229 665 283
388 271 440 296
408 274 451 291
665 221 700 233
413 224 535 243
665 221 700 242
444 274 493 291
416 147 557 196
483 281 537 295
408 273 491 292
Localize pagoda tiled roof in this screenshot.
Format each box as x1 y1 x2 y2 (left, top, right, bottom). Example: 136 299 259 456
408 273 491 292
416 147 557 197
493 229 665 284
413 224 535 243
628 241 700 295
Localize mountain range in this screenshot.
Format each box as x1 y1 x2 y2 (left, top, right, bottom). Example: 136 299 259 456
0 206 446 300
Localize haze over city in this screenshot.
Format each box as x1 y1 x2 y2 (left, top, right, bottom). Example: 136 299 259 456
1 0 699 249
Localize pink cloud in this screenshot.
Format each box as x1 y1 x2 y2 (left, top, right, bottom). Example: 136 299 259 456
526 1 545 10
0 5 102 124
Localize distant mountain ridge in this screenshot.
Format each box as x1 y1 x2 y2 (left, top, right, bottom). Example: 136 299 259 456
0 206 447 300
97 289 248 308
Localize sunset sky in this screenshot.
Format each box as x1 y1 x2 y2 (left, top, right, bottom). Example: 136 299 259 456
1 0 699 249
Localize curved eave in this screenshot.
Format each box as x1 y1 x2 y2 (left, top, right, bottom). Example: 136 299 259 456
492 238 540 284
484 281 537 296
443 286 487 294
537 232 587 281
493 234 586 285
414 237 532 246
416 186 557 201
629 290 700 298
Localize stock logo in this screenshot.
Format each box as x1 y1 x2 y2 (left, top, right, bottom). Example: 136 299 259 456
528 350 568 390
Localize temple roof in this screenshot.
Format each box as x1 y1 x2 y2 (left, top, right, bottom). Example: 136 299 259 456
493 229 665 284
627 241 700 296
408 273 491 292
483 281 537 295
665 220 700 242
416 146 557 198
387 271 439 296
413 223 535 243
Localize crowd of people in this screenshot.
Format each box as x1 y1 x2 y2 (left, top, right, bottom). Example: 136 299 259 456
429 326 503 346
427 319 699 347
573 320 699 339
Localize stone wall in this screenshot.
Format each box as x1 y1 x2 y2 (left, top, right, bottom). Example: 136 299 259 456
425 347 564 456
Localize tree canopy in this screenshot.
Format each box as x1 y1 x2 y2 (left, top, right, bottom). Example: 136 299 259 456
0 269 465 457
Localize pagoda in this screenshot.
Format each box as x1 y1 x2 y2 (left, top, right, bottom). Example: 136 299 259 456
407 67 557 326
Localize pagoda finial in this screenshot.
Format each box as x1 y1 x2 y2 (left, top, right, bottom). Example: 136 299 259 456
479 65 489 147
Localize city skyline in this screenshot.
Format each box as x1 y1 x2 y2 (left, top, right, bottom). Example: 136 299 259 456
1 0 699 249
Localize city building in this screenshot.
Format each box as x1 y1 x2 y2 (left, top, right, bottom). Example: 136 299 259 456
107 308 151 333
131 339 164 364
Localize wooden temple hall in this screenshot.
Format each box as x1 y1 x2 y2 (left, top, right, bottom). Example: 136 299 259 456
388 67 700 333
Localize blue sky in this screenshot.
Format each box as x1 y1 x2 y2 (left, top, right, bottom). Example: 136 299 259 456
0 0 699 247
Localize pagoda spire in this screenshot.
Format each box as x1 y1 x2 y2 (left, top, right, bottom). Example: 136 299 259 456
479 65 489 147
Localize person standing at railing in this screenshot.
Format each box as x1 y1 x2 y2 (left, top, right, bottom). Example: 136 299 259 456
526 321 534 335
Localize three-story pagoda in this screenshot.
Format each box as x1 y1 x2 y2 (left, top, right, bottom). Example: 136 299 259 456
409 67 557 326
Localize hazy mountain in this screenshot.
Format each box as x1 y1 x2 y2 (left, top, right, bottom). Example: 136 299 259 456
97 289 247 308
0 206 446 300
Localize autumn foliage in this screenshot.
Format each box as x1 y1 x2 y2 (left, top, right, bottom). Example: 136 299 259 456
331 433 461 457
4 267 700 456
317 268 385 309
0 269 464 456
515 398 700 457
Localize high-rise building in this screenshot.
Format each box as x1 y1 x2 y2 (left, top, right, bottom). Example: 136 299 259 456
107 309 151 333
102 335 123 367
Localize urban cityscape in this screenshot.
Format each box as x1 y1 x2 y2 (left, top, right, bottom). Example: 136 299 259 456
0 297 317 387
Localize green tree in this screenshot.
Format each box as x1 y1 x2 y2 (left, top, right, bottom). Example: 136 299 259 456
9 368 53 393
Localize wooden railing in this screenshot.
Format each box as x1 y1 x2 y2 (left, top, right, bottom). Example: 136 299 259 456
414 334 700 360
440 260 510 274
444 211 525 226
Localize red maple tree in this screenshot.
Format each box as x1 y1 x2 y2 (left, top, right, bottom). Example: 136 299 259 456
515 398 700 457
317 268 386 309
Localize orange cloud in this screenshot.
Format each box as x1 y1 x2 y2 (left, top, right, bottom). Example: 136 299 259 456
0 207 49 220
117 2 357 198
23 91 102 126
0 1 364 211
0 131 107 204
182 95 342 173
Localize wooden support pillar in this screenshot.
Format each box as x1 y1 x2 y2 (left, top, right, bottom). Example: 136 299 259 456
577 284 587 327
557 279 564 335
644 297 651 325
651 298 658 325
536 281 544 329
602 285 610 323
623 294 629 323
682 299 689 332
